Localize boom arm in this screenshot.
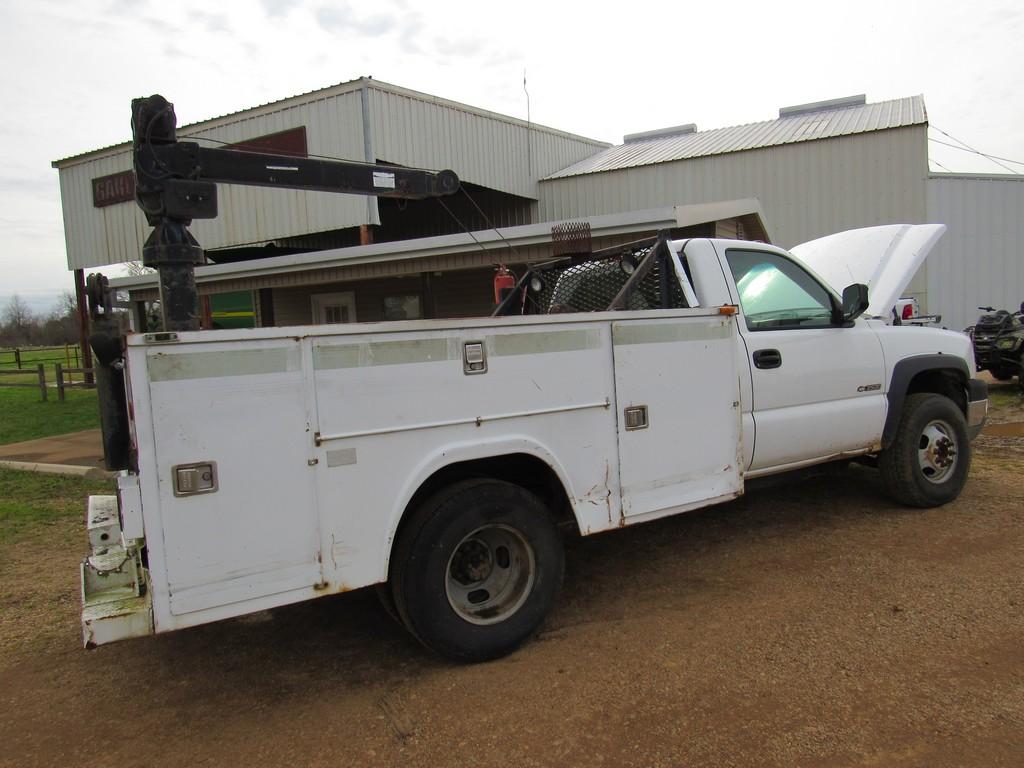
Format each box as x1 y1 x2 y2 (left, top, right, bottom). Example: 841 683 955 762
130 94 460 330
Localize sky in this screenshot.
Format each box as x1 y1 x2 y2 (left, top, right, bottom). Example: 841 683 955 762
1 0 1022 316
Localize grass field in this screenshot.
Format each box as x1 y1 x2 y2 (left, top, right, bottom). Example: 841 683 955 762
989 383 1023 411
0 387 99 445
0 345 97 443
0 467 112 544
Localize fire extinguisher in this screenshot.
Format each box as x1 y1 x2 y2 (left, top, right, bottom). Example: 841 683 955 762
493 265 516 305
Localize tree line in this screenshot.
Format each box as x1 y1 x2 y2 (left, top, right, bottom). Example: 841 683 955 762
1 293 79 348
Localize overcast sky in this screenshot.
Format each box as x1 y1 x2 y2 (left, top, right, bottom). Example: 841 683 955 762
1 0 1022 314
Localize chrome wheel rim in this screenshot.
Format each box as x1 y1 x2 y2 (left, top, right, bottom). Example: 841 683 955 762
917 418 958 484
445 524 535 625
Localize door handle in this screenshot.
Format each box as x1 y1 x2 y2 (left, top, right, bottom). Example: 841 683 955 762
753 349 782 369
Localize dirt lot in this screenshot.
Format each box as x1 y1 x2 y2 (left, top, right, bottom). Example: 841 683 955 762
2 384 1022 767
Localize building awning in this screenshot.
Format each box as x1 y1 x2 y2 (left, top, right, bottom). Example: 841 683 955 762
112 200 770 296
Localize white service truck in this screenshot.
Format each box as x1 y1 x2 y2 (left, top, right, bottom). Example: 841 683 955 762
81 222 987 662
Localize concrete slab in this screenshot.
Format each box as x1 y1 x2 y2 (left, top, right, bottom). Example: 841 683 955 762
0 429 105 469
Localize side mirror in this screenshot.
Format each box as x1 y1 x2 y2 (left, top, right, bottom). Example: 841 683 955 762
841 283 869 323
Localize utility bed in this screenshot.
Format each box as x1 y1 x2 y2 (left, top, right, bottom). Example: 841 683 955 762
85 307 741 644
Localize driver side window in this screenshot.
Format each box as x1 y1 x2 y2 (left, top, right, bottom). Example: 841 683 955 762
726 249 835 331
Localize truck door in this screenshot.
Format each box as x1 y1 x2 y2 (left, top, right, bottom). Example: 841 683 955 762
145 337 323 618
612 315 743 520
719 245 886 471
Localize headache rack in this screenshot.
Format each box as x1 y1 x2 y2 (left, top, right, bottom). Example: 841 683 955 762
492 232 698 317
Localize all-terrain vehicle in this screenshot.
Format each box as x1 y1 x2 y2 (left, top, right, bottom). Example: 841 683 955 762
967 305 1024 386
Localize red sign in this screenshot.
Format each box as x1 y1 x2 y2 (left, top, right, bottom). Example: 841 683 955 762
92 170 136 208
228 126 308 157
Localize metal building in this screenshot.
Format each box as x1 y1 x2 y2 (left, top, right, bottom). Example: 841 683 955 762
539 95 932 305
52 77 609 270
55 83 1021 332
926 173 1024 331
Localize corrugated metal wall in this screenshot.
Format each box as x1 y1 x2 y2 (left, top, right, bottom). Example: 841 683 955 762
926 175 1024 331
539 126 929 251
370 85 606 200
58 152 151 268
57 80 607 270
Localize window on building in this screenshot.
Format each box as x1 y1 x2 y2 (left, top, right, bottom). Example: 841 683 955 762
311 292 357 324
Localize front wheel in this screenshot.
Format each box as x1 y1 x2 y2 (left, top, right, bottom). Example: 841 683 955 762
389 479 564 662
879 393 971 507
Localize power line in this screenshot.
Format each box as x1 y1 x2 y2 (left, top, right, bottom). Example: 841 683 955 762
930 159 954 173
928 125 1022 174
928 137 1023 172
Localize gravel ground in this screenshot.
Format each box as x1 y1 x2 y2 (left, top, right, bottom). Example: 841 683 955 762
1 388 1022 767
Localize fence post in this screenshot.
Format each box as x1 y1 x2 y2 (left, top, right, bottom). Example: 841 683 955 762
56 363 65 402
37 363 47 402
15 348 21 369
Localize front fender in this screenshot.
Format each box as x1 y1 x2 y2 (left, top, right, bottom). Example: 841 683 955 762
883 354 971 447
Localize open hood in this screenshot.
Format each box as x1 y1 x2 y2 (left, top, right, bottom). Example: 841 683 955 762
791 224 946 317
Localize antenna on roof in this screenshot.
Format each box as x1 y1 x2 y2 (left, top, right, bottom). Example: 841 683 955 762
523 69 532 176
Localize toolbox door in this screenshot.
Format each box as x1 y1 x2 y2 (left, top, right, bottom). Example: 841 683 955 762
146 338 322 617
612 316 743 519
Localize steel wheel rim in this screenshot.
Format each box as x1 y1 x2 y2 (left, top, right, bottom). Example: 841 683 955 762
445 524 535 626
917 418 959 484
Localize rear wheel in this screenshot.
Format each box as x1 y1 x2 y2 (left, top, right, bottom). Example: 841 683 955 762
879 393 970 507
389 479 564 662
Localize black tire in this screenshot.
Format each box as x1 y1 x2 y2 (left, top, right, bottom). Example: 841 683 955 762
375 583 402 625
879 393 971 508
389 479 564 662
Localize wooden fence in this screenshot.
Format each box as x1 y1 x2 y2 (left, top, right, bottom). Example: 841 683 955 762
0 361 96 401
0 344 83 373
0 364 51 400
55 364 96 401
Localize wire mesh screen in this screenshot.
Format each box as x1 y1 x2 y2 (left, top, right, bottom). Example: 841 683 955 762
516 244 689 315
632 251 689 311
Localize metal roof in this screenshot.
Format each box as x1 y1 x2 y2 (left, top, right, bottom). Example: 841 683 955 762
544 95 927 180
52 77 607 168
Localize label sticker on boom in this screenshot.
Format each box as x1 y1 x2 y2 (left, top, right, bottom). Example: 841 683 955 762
373 172 396 189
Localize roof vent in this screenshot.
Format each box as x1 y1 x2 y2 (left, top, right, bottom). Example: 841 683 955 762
623 123 697 144
779 94 866 118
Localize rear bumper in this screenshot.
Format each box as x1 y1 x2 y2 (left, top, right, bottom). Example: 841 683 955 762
966 379 988 441
81 495 154 647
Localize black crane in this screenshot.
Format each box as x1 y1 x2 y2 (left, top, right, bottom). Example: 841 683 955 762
87 95 460 470
130 94 459 331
